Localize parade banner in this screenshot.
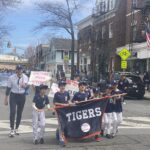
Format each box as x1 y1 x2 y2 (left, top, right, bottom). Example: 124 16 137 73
28 71 51 86
56 98 108 139
49 80 78 98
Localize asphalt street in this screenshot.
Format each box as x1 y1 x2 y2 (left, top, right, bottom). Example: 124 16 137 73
0 88 150 150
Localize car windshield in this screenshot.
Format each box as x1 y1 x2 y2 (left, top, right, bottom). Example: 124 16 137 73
126 76 142 84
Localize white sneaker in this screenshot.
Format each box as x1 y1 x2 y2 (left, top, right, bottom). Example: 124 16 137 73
9 130 15 137
15 129 19 135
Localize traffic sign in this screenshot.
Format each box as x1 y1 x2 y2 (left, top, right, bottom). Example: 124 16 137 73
121 60 127 69
118 48 131 60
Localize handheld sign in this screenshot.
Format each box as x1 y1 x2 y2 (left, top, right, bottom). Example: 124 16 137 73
65 80 79 97
28 71 51 86
48 80 79 98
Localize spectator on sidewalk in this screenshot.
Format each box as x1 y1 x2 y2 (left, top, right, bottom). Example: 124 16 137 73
143 71 150 91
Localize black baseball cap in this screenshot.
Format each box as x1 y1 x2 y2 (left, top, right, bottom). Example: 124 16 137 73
93 88 100 94
16 65 23 70
58 80 66 86
39 84 48 90
79 81 87 86
111 80 118 86
106 84 113 89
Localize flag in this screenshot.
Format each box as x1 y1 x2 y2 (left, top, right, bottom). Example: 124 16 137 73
146 28 150 47
55 98 108 139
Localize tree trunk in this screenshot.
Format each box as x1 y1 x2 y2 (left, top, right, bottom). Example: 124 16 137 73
71 30 75 79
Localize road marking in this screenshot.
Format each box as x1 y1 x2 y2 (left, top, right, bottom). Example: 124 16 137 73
0 117 150 135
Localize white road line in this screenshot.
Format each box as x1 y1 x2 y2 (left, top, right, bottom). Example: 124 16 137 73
124 117 150 122
0 117 150 135
121 121 150 127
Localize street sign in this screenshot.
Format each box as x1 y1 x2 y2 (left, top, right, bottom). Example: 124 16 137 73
118 48 131 60
121 60 127 69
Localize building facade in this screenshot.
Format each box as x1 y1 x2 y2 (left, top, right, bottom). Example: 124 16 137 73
35 44 50 70
45 38 77 77
77 0 150 82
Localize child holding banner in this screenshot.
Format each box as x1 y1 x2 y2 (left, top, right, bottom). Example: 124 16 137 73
92 88 102 142
53 80 70 147
102 84 115 139
111 80 124 137
72 81 88 103
32 84 50 145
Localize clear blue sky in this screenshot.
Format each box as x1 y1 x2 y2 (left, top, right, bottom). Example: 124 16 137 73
3 0 95 54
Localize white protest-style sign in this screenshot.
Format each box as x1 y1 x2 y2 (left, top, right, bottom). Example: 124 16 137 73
48 80 79 98
28 71 51 86
65 80 79 96
48 83 60 98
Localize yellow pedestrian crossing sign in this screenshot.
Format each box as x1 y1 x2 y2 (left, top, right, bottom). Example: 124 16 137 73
118 48 131 60
121 61 127 69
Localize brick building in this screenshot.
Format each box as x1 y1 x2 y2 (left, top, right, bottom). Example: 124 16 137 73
77 0 150 82
117 0 150 73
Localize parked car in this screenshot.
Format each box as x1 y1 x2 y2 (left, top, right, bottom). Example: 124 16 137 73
114 72 145 99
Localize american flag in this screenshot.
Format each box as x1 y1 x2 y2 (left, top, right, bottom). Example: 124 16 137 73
146 28 150 47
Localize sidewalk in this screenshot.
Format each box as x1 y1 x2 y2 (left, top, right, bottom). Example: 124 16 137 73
144 91 150 99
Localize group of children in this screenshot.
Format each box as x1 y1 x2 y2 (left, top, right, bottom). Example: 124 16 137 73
32 79 125 147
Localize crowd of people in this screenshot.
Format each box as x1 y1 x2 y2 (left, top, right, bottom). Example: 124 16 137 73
3 65 133 147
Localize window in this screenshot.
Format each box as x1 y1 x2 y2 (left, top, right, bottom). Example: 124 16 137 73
100 1 106 13
84 58 87 64
132 0 137 8
105 0 109 12
102 25 106 39
133 25 137 41
80 59 82 64
109 0 115 10
61 51 64 59
109 22 113 38
69 51 72 59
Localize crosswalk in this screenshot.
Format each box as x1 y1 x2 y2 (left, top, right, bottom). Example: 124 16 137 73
0 117 150 135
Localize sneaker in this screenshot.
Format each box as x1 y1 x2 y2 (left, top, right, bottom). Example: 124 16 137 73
95 136 101 142
9 130 15 137
59 141 66 147
111 133 116 138
40 138 44 144
15 129 19 135
33 139 39 145
106 134 113 139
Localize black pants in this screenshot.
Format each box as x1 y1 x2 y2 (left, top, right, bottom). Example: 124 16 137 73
9 92 26 130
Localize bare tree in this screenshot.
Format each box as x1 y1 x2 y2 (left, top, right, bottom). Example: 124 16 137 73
0 0 20 10
0 0 21 48
25 45 36 58
36 0 78 79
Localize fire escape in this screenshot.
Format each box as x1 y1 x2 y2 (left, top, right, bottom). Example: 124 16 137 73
130 0 150 51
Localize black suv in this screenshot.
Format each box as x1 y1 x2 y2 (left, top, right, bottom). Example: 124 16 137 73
114 72 145 99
